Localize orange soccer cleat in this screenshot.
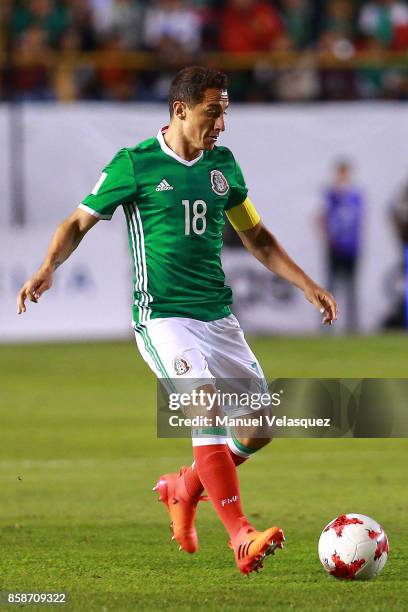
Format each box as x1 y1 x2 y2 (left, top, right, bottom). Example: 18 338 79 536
153 467 206 554
230 524 285 575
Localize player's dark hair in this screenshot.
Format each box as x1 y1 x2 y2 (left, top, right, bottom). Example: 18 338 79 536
168 66 228 117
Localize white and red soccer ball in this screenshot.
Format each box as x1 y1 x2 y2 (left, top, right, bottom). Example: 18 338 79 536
318 514 389 580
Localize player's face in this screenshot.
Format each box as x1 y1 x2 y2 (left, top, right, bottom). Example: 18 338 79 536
185 88 229 151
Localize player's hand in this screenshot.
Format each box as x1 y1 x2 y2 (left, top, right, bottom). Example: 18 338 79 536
17 267 53 314
303 282 338 325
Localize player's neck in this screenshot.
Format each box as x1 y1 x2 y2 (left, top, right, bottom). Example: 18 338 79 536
164 125 202 162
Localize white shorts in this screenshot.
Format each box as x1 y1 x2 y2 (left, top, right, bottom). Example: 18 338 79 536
134 314 267 416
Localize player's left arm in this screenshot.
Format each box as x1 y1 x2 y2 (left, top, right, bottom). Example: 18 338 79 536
226 198 338 325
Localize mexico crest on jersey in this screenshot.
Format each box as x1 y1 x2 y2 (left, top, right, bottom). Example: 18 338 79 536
210 170 229 196
172 356 192 376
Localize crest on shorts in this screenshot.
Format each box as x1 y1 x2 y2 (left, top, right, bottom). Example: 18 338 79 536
173 356 191 376
210 170 229 196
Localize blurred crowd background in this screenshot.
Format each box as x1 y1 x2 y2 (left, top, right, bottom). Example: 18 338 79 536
2 0 408 102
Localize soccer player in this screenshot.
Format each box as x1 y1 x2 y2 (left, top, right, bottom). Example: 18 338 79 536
17 66 338 575
319 159 364 333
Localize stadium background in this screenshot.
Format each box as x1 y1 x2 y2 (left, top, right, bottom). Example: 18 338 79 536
1 2 407 611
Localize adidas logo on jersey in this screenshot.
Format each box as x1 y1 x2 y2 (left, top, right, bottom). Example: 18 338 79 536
156 179 173 191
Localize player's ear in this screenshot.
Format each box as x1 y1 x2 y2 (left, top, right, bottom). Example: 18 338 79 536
173 101 187 120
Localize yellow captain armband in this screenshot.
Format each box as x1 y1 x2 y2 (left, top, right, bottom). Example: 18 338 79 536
225 197 261 231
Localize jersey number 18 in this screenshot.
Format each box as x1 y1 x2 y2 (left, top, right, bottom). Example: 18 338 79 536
182 199 207 235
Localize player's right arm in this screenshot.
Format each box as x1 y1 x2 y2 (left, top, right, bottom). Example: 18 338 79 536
17 208 98 314
17 147 137 314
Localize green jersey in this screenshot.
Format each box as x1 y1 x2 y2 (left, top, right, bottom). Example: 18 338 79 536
80 127 248 324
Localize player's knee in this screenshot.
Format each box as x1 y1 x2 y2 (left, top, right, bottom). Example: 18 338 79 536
236 436 272 451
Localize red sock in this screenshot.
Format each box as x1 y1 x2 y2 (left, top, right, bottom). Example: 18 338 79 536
181 463 203 499
193 444 250 538
182 448 248 499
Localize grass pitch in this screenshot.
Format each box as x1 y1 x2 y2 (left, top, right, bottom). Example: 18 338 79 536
0 335 407 611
